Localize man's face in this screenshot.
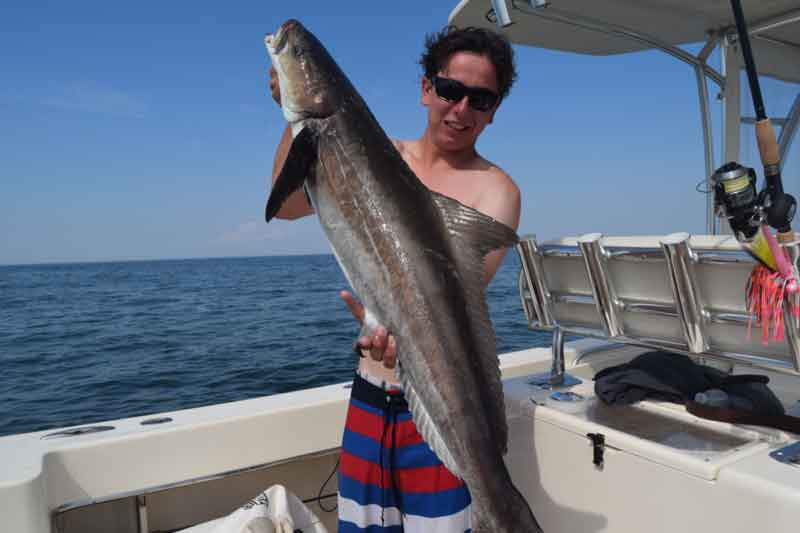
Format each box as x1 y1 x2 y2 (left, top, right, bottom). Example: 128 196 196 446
421 51 499 152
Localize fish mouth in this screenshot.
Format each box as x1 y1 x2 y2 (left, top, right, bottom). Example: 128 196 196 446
265 30 287 56
264 19 333 123
266 19 299 56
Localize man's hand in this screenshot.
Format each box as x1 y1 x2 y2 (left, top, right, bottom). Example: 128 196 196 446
268 66 281 106
340 290 397 369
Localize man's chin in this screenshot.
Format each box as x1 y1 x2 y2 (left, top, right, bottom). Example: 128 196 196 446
436 133 475 152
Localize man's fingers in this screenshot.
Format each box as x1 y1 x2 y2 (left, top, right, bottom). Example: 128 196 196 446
354 335 370 358
342 293 394 367
340 290 365 324
369 327 387 362
383 336 397 369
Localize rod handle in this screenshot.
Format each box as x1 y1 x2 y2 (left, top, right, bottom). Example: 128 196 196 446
756 119 780 167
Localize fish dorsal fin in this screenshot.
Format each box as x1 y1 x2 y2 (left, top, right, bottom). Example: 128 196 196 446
430 190 519 455
265 126 317 222
399 368 464 479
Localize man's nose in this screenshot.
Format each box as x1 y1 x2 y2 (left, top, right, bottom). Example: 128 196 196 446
452 95 471 114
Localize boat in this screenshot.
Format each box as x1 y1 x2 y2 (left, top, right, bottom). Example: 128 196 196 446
2 1 800 531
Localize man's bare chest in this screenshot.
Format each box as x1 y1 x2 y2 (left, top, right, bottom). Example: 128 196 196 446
409 167 483 210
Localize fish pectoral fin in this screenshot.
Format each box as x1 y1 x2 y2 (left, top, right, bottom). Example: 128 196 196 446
265 126 318 222
430 190 519 257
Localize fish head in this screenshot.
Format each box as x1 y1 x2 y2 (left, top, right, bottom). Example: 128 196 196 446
265 19 338 126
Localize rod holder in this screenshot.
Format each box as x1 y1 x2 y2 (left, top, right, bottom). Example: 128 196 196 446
517 235 555 328
578 233 624 338
660 233 709 353
550 325 566 383
528 326 582 389
518 232 800 377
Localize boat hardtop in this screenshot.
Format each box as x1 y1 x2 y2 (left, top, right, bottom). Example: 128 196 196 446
450 0 800 83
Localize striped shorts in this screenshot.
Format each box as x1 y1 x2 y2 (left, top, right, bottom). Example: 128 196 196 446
337 373 472 532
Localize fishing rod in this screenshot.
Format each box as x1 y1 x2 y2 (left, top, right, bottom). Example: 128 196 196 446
711 1 798 258
729 0 796 242
711 1 800 345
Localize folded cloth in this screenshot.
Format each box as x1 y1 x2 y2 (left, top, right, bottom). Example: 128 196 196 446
594 351 784 416
179 484 328 533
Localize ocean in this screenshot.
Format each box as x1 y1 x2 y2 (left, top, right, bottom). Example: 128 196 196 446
0 253 550 437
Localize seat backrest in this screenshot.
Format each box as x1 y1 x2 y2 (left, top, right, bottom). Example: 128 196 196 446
517 232 800 374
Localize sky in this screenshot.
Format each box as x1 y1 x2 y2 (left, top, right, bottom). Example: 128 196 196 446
1 1 798 265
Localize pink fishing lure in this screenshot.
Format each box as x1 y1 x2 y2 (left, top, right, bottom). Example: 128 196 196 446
747 227 799 344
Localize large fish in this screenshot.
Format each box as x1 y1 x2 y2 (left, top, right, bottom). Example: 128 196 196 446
265 19 542 533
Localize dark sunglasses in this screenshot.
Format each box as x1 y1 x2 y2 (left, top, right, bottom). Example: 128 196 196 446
431 76 499 112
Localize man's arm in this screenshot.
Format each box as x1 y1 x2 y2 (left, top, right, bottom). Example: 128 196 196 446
477 172 521 283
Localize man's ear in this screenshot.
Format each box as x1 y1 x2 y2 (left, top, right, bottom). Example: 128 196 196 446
421 76 433 106
487 101 501 124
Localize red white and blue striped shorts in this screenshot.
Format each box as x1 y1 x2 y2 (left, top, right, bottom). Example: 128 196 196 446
337 373 472 532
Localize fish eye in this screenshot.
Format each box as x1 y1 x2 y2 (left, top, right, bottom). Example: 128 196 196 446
292 46 305 58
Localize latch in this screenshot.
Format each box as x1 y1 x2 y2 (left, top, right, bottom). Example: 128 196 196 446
587 433 605 468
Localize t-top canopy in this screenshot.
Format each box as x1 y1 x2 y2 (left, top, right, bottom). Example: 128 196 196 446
449 0 800 83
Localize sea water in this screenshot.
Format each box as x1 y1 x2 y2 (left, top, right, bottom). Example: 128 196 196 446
0 253 549 437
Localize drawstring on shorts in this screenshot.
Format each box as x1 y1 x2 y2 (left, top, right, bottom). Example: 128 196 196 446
379 392 405 530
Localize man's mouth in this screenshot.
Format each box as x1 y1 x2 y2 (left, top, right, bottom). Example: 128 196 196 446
445 120 469 132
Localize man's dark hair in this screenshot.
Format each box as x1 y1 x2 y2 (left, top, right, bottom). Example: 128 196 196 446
419 26 517 100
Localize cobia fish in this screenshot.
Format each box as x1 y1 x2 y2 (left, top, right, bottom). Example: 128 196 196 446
264 19 542 533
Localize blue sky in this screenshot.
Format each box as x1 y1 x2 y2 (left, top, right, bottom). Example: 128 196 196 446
1 1 797 265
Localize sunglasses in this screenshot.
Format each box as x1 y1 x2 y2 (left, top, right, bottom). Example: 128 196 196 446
431 76 499 112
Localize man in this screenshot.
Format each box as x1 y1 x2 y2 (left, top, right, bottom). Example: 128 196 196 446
268 26 519 532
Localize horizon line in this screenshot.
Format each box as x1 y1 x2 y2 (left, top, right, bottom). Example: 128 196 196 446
0 252 336 269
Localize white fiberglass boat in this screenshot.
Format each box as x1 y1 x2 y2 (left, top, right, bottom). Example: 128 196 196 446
2 1 800 532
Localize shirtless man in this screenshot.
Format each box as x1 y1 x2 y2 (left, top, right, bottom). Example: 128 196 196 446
268 26 519 533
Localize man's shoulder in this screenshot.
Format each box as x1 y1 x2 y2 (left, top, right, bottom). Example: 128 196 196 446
476 157 519 196
471 156 521 229
393 138 416 159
